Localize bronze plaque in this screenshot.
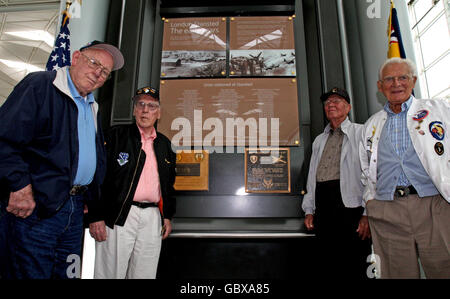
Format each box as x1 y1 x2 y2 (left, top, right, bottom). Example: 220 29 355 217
159 78 300 147
174 150 209 191
245 148 290 193
176 163 201 176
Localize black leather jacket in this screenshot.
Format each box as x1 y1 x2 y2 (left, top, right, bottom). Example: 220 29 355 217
88 123 176 228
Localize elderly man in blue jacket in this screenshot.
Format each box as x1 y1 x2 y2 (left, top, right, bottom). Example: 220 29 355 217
0 41 123 279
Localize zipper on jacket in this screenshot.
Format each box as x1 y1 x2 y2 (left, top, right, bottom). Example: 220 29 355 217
114 148 143 224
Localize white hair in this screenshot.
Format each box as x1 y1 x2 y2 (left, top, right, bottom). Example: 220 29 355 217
378 57 417 80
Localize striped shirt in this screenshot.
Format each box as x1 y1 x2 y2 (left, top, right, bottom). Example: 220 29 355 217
383 96 413 186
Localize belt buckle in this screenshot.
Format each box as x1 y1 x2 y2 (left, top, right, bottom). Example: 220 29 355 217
69 185 78 195
395 186 409 197
70 185 86 196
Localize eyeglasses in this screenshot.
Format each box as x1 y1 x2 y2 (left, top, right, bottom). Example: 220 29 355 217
324 98 345 106
80 52 111 80
380 75 411 85
135 101 160 111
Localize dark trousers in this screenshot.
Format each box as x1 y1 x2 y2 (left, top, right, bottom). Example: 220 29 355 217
314 180 371 279
4 195 84 279
0 199 9 279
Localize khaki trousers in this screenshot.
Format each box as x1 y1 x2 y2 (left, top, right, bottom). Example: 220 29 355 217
367 194 450 279
94 205 162 279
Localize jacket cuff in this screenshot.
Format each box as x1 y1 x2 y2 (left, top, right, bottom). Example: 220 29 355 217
9 173 31 192
303 208 314 215
85 202 105 224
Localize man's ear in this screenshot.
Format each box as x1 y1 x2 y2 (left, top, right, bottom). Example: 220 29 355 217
377 80 383 93
71 50 81 66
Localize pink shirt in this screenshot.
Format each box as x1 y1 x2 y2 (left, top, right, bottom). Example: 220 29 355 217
133 126 161 203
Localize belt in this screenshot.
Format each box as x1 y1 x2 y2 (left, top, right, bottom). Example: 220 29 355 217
69 184 88 196
131 201 159 209
394 185 418 197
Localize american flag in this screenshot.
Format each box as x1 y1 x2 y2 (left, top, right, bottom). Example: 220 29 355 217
46 10 71 71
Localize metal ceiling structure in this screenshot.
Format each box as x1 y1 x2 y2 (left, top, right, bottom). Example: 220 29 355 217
0 0 60 104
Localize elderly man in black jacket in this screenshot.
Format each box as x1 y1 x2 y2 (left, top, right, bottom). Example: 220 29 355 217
88 86 176 279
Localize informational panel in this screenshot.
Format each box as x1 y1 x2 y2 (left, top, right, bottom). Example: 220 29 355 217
245 148 291 193
161 17 227 78
229 16 296 77
158 78 300 147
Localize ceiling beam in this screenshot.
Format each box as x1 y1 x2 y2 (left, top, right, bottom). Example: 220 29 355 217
0 1 59 13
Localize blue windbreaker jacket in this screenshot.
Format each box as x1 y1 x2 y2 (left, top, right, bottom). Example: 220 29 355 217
0 67 106 218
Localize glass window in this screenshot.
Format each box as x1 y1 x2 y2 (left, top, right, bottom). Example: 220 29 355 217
419 15 450 66
408 0 450 99
425 52 449 97
414 0 443 32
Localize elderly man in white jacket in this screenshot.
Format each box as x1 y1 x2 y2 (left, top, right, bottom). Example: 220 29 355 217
359 57 450 279
302 87 371 279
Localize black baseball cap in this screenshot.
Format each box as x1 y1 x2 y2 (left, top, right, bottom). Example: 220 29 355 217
133 86 160 102
79 40 124 71
320 87 351 103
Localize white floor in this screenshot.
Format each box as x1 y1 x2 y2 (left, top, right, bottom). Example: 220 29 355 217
81 228 95 279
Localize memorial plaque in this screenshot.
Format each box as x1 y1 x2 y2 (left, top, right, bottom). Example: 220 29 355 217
159 78 300 147
245 148 290 193
174 150 209 191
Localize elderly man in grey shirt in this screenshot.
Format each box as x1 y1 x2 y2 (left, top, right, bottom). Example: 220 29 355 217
302 87 371 279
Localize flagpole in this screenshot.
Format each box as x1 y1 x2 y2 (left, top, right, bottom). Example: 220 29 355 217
387 0 393 37
63 1 72 26
46 0 72 71
55 1 71 38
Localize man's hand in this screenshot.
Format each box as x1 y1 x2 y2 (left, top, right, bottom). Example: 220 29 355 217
304 214 314 230
162 218 172 240
356 215 371 240
7 184 35 218
89 221 107 242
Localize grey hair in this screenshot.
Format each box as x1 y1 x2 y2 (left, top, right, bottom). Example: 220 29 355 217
378 57 417 80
